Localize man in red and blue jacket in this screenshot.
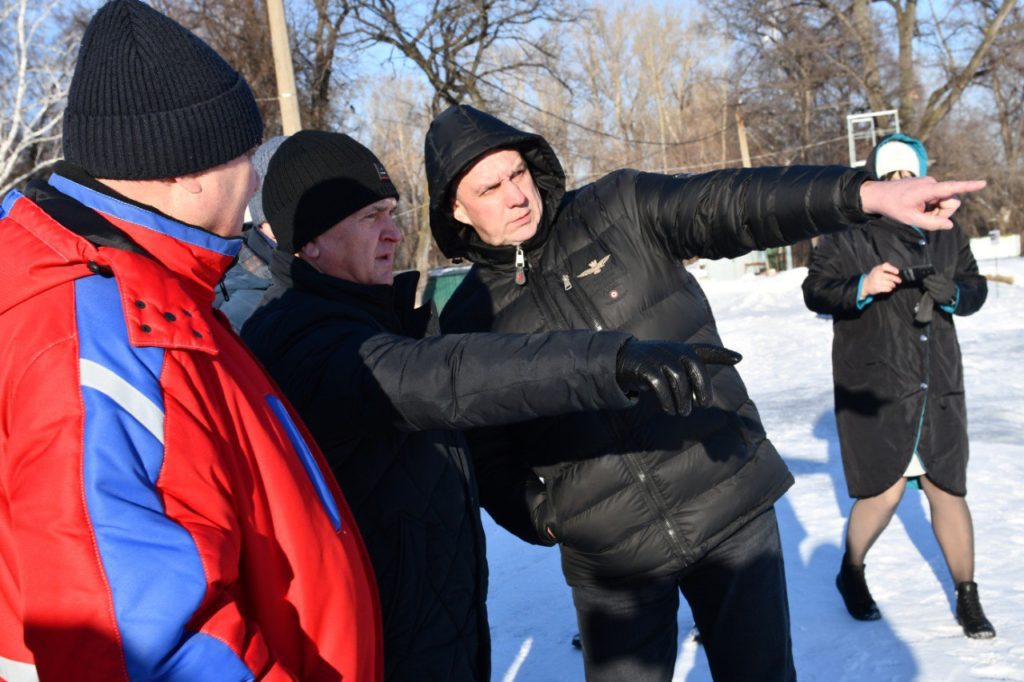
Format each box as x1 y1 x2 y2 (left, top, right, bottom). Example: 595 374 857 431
0 1 381 680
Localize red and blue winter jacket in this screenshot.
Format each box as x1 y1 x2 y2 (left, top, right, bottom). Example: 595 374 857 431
0 169 382 681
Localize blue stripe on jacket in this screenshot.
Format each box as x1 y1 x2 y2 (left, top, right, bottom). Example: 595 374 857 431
266 395 342 532
76 275 254 681
51 173 242 258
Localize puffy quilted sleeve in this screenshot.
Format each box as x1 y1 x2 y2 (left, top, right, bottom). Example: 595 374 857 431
802 233 868 317
625 165 873 260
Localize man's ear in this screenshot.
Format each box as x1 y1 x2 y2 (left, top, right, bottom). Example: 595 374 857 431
452 197 470 226
299 239 320 260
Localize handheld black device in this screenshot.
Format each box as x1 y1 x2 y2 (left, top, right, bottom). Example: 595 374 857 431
899 264 935 283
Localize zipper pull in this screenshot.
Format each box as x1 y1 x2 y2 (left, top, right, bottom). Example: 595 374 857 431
561 273 573 291
514 244 526 286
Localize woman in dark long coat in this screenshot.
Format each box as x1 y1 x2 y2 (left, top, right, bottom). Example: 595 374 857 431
803 133 994 639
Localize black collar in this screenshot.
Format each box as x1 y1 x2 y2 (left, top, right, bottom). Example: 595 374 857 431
269 250 431 335
22 175 152 259
244 225 276 265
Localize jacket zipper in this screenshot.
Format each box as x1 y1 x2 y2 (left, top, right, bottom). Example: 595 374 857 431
548 261 686 560
621 453 690 560
514 245 527 286
523 257 566 330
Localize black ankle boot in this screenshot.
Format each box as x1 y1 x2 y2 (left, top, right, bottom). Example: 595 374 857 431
956 581 995 639
836 556 881 621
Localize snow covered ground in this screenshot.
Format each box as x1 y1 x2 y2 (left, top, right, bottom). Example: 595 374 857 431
485 256 1024 681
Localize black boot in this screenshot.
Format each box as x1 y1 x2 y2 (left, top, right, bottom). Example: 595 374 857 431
956 581 996 639
836 555 881 621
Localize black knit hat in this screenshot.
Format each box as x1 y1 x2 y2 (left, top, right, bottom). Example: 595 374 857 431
62 0 263 179
262 130 400 253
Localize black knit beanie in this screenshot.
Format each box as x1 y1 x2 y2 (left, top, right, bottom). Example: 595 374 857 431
62 0 263 179
262 130 400 253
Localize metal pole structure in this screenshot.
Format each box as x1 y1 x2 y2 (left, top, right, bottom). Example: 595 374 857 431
846 109 899 167
266 0 301 134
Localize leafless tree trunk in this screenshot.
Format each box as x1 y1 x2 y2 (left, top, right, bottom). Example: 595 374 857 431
913 0 1015 141
817 0 1014 142
296 0 355 130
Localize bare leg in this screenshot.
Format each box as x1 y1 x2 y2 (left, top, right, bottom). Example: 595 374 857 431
919 475 974 584
845 478 907 566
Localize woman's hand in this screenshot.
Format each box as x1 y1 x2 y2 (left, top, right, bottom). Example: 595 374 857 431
861 262 901 297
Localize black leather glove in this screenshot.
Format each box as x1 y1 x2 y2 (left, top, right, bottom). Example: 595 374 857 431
922 271 957 306
615 340 742 416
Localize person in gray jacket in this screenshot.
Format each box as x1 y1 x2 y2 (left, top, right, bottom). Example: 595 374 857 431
214 135 286 331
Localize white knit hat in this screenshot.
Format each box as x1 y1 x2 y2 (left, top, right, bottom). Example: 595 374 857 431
874 141 922 179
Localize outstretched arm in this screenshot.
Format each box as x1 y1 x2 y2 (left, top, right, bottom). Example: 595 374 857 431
630 165 873 260
359 331 741 430
625 167 985 261
859 177 986 231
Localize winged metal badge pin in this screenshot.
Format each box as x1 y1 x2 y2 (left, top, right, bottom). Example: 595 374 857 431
577 254 610 278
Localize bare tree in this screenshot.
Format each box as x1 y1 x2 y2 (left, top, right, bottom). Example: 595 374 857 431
824 0 1015 141
361 78 436 273
346 0 583 116
151 0 359 137
720 0 1015 146
0 0 82 193
338 0 583 280
290 0 358 130
969 3 1024 236
565 3 731 182
715 0 877 167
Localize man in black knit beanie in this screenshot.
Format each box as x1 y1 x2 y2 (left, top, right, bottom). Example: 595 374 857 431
0 3 382 680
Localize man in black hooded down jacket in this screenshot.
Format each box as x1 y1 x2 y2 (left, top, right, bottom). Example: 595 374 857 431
423 105 985 681
241 130 740 682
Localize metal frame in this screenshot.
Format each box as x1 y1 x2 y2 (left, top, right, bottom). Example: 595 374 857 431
846 110 900 167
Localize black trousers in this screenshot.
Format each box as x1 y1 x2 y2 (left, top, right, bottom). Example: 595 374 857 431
570 508 795 681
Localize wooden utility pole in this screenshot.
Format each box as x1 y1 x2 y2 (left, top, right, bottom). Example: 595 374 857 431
734 104 751 168
266 0 301 134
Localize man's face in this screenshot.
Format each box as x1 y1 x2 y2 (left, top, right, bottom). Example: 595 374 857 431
198 150 259 237
302 198 401 285
452 149 543 247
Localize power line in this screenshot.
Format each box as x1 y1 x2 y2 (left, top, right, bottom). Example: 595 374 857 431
374 24 737 149
391 133 851 219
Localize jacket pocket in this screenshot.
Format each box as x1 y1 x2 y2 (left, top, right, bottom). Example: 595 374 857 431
564 242 629 312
